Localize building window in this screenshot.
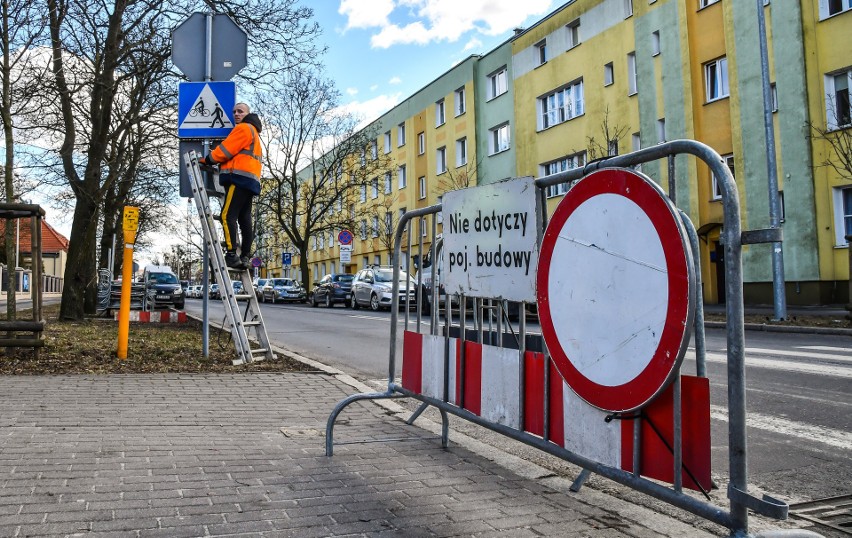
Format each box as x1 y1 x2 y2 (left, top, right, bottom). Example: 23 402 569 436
436 146 447 174
360 184 366 203
608 139 619 156
398 122 406 146
631 132 641 171
398 165 407 189
456 137 467 167
421 216 428 237
384 130 392 153
436 99 446 127
371 142 378 160
372 216 379 237
488 67 508 100
536 40 547 65
419 176 426 199
455 87 466 116
826 68 852 130
329 232 335 247
820 0 850 18
705 57 729 102
771 82 778 112
385 211 392 234
833 187 852 246
656 118 666 143
625 0 634 17
489 124 510 155
319 234 324 249
567 20 581 49
604 62 614 86
359 219 367 240
362 256 369 269
539 80 584 130
627 52 637 95
371 177 378 199
699 0 720 8
651 30 661 56
418 132 425 155
384 171 392 194
541 152 586 198
711 154 735 201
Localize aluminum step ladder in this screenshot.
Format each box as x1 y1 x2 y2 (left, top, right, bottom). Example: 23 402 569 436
183 150 275 365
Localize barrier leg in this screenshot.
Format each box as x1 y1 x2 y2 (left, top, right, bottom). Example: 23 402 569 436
570 468 592 492
406 401 430 425
440 408 449 448
325 391 404 456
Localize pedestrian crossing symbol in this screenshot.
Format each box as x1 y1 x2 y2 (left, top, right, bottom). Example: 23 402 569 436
178 81 236 138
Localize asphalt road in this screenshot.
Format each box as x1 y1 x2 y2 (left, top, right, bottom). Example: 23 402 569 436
184 297 851 531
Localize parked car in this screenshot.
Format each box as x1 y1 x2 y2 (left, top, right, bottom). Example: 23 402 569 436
350 266 418 311
261 278 306 303
209 283 220 300
251 277 268 301
311 273 354 308
145 270 185 310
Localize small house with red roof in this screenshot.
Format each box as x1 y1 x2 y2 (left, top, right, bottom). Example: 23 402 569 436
0 218 69 278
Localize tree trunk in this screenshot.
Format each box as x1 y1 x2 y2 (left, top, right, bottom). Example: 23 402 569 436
59 195 99 320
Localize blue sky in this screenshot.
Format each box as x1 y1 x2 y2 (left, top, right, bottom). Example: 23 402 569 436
310 0 560 124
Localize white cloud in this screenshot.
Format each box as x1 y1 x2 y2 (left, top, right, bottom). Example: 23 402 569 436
346 87 359 96
388 76 402 85
339 0 394 30
370 84 379 91
346 0 555 49
462 37 482 53
335 93 403 128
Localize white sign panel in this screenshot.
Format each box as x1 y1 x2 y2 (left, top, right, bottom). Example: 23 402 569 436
340 244 352 264
442 176 540 302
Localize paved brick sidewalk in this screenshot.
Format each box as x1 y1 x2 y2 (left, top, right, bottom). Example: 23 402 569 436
0 373 712 537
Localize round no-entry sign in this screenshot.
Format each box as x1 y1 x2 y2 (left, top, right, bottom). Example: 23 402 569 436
537 168 695 413
338 229 353 246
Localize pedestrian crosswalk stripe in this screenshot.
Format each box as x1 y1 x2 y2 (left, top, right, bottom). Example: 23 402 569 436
710 405 852 450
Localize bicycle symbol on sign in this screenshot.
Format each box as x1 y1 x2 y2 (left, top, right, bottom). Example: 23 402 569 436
189 99 209 117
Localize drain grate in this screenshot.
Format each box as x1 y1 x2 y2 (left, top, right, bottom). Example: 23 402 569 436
790 494 852 535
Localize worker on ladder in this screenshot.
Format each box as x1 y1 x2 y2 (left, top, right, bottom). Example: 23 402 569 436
199 102 263 270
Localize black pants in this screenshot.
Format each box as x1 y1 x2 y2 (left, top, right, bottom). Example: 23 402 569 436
221 184 254 256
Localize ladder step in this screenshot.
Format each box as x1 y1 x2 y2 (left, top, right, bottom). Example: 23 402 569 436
244 321 261 327
250 348 269 355
234 293 253 300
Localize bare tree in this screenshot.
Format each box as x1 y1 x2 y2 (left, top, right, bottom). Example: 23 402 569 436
255 67 393 291
810 98 852 183
1 0 47 318
583 107 629 161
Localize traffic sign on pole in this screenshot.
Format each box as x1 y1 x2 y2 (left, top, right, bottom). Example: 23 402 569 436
282 252 292 266
171 12 247 82
536 168 695 413
338 229 353 245
178 82 235 138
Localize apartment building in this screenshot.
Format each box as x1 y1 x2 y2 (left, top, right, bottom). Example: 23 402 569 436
291 0 850 305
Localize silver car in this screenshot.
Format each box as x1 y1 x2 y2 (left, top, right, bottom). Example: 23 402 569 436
261 278 307 303
350 266 418 311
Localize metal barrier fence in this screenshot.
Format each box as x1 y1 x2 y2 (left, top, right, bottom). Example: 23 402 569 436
326 139 788 535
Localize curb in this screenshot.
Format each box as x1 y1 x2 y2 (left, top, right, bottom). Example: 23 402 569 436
705 320 852 337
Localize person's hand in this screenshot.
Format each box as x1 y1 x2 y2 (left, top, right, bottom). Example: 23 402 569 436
198 155 217 174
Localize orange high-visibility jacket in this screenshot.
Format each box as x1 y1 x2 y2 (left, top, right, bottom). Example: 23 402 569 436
209 122 262 187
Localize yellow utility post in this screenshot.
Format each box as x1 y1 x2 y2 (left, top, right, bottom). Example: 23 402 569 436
117 206 140 359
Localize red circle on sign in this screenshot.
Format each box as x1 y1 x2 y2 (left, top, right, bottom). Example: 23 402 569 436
338 229 353 245
536 168 694 413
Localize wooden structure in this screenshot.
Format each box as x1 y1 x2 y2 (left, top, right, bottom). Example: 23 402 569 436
1 203 45 354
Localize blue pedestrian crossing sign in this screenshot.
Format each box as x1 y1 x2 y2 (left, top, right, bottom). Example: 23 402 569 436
178 81 236 138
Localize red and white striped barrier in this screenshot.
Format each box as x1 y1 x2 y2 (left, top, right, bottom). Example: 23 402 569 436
402 331 711 492
114 310 188 323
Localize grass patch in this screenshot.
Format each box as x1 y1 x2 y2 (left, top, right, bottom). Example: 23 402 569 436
0 304 316 375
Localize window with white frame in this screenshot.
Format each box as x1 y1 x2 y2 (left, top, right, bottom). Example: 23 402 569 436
541 152 586 198
488 67 508 100
699 0 720 8
418 132 425 155
371 142 378 160
627 52 638 95
384 130 391 153
385 211 392 234
651 30 661 56
604 62 614 86
820 0 850 18
382 171 391 194
372 216 379 237
456 137 467 167
625 0 633 17
608 139 619 156
539 80 584 130
312 236 317 251
360 219 367 240
421 216 428 237
833 187 852 246
436 146 447 174
771 82 778 112
398 165 407 189
455 87 466 116
371 177 378 199
631 132 642 171
360 184 366 203
656 118 666 143
436 99 446 127
711 154 735 200
398 122 406 146
314 265 319 280
567 20 581 49
319 234 324 249
329 232 334 247
360 149 366 166
418 176 426 199
705 57 729 102
489 124 510 154
536 40 547 65
825 68 852 130
336 198 342 213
